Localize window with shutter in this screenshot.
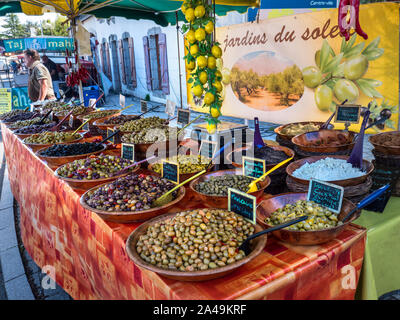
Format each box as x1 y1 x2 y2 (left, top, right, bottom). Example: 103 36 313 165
149 34 161 90
122 38 131 85
143 36 152 91
158 33 170 95
118 39 126 85
105 42 112 79
100 43 105 74
128 38 137 88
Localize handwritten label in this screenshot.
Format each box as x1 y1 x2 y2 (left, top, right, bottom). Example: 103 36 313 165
120 94 125 108
242 156 265 179
121 143 135 162
177 108 190 126
228 188 256 224
199 140 217 159
334 105 361 124
140 100 148 112
161 161 179 184
307 179 344 214
107 128 115 144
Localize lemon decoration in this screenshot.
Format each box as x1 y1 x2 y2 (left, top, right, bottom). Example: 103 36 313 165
195 28 206 42
207 56 216 69
197 56 208 69
192 85 203 97
190 44 199 56
215 70 222 81
186 30 196 44
205 21 214 34
206 121 217 134
199 71 208 84
211 45 222 58
186 60 195 70
185 8 195 22
210 107 221 118
204 92 215 105
213 81 222 93
194 5 206 18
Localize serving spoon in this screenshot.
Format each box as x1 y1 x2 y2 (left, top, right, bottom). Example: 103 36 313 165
238 216 308 255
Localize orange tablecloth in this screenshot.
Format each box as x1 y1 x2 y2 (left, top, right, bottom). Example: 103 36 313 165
1 124 367 300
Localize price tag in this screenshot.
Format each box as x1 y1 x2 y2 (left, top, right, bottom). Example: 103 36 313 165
49 111 54 122
177 108 190 126
120 94 126 108
242 156 265 179
228 188 256 224
334 105 361 124
161 161 179 184
199 140 217 159
165 99 176 117
307 179 344 214
121 143 135 162
69 115 74 128
107 128 115 144
140 100 148 112
83 119 90 131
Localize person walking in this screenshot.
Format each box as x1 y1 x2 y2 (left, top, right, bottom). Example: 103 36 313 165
42 55 61 99
24 49 56 102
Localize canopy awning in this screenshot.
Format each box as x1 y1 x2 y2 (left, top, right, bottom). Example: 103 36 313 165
1 1 258 26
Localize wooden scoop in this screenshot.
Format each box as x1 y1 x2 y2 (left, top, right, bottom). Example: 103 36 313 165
247 156 294 193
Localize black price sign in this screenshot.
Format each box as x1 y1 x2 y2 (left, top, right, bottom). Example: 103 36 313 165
140 100 148 112
121 143 135 162
199 140 217 159
334 105 361 124
107 128 115 144
228 188 256 224
307 179 344 214
242 156 265 179
177 108 190 126
162 161 179 184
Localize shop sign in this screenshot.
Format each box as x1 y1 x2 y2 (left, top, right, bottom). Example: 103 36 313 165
12 87 31 110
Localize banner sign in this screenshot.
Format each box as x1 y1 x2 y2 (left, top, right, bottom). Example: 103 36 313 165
259 0 337 9
12 87 32 110
189 3 399 133
3 37 74 53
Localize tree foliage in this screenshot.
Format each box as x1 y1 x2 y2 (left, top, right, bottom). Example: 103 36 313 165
230 65 304 106
0 14 26 39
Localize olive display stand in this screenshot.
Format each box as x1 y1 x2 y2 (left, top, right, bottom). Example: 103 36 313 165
286 175 373 204
293 145 352 159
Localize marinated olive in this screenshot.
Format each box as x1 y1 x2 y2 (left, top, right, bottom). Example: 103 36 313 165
152 155 209 174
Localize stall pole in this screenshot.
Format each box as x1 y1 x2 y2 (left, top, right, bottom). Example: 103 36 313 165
176 11 183 109
71 18 84 104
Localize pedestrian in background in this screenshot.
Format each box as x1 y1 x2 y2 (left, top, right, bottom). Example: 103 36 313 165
42 55 61 99
24 49 55 102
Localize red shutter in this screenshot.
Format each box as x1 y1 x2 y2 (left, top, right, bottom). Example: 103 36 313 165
118 39 126 85
105 42 111 79
129 37 137 88
158 33 170 95
143 36 152 91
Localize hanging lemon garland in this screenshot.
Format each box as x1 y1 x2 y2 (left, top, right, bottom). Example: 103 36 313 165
181 0 223 134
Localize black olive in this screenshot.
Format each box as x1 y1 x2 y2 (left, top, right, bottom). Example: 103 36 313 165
360 107 368 117
380 109 392 119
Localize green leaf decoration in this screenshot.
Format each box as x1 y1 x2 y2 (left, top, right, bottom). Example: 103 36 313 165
386 119 396 129
340 37 347 53
322 53 343 74
363 36 380 55
356 79 383 98
319 40 331 72
332 63 345 77
360 78 382 87
324 78 338 90
343 42 365 59
363 48 384 61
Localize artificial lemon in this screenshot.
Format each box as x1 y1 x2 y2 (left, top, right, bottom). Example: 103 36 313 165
204 92 215 105
208 56 217 69
186 30 196 44
210 107 221 118
197 56 208 68
211 45 222 58
181 1 190 14
194 5 206 18
195 28 206 41
185 8 195 22
215 70 222 80
186 59 195 70
216 58 223 71
199 71 208 84
192 85 203 97
205 21 214 34
213 81 223 93
206 122 217 134
221 68 231 85
190 44 199 56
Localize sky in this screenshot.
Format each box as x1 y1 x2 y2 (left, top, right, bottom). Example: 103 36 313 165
0 12 60 33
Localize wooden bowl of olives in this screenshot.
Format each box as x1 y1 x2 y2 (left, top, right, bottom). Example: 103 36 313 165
189 169 270 209
256 193 360 245
23 132 85 153
125 208 267 281
369 131 400 155
274 122 331 143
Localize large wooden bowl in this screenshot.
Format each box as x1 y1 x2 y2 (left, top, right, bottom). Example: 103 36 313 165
369 131 400 155
14 126 70 140
54 163 140 191
291 129 356 154
256 193 360 245
77 109 120 123
125 210 267 281
189 169 271 209
93 115 139 131
35 143 107 168
54 107 95 121
80 181 186 223
226 145 295 170
286 155 374 187
274 121 330 142
22 132 85 153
